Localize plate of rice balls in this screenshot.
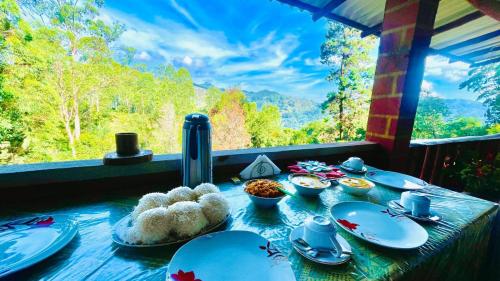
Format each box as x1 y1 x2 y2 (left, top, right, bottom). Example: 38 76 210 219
112 183 231 247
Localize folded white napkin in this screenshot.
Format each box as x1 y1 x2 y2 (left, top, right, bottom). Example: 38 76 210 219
239 154 281 180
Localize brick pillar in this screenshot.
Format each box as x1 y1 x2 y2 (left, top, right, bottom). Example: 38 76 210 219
366 0 439 171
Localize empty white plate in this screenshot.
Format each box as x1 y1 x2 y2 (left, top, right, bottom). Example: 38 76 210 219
168 230 296 281
365 170 427 190
0 215 78 278
331 201 428 249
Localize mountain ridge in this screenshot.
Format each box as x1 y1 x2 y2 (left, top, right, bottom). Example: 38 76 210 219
193 83 487 128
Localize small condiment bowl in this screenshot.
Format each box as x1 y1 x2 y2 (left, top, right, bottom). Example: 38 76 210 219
338 177 375 196
243 179 286 208
288 173 331 197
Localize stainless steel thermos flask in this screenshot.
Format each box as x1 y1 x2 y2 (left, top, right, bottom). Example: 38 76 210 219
182 113 212 187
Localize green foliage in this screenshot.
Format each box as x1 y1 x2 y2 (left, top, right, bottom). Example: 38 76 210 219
442 118 487 138
0 1 497 165
459 152 500 199
459 63 500 125
320 22 375 141
413 97 450 139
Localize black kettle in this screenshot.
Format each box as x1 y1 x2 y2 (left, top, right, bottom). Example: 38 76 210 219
182 113 213 187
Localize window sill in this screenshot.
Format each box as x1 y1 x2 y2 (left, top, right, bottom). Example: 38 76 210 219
0 141 381 189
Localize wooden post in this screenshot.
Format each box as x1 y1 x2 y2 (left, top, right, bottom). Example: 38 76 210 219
366 0 439 171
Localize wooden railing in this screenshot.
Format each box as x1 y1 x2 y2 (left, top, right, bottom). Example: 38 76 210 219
407 134 500 191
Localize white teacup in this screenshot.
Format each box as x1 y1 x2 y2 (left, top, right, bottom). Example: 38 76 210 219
303 216 343 257
343 157 364 171
400 191 430 217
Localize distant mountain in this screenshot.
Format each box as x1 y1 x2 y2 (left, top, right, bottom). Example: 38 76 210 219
193 83 486 129
193 83 324 129
441 99 486 122
244 90 323 129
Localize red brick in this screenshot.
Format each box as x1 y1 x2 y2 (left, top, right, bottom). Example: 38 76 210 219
383 2 419 30
402 26 416 48
385 0 410 10
375 55 409 74
366 135 395 151
369 97 402 116
372 76 394 96
380 31 403 54
395 74 406 94
388 118 398 136
367 116 389 135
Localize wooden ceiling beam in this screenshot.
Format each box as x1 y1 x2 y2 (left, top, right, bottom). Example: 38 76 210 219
438 30 500 53
312 0 347 21
277 0 371 31
433 11 483 35
470 57 500 67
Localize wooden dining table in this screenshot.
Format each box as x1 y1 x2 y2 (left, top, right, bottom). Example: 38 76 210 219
1 167 498 281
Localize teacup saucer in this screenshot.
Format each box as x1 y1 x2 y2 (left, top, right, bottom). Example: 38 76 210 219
388 200 442 223
339 165 367 174
289 226 351 265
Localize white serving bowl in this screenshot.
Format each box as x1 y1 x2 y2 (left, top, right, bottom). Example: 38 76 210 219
338 177 375 196
288 173 330 197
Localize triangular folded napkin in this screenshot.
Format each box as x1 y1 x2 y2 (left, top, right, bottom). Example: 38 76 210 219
240 155 281 180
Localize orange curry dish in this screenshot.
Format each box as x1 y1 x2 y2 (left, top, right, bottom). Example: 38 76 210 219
244 179 284 198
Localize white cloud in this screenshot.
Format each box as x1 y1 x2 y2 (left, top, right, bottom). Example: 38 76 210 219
135 51 151 61
420 80 440 97
101 8 329 99
425 55 469 82
182 55 193 65
304 57 321 66
170 0 199 28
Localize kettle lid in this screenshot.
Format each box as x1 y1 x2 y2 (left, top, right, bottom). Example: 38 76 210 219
185 113 209 124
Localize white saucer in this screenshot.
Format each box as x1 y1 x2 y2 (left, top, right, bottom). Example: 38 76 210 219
387 200 442 222
339 165 367 174
289 226 351 265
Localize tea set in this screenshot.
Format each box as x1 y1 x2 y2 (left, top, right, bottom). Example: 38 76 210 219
283 156 443 265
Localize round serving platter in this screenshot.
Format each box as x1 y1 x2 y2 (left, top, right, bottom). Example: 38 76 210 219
365 170 427 190
0 215 78 278
168 230 296 281
330 201 428 249
112 214 231 247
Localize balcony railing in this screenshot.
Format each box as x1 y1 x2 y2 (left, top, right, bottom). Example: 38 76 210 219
408 134 500 191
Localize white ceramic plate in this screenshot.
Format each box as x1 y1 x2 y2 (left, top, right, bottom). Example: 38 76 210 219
168 230 296 281
0 215 78 278
112 214 230 247
289 226 351 265
365 170 427 190
330 201 428 249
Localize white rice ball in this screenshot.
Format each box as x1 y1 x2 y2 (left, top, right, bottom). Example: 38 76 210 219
165 186 196 205
194 183 220 199
198 193 230 225
167 201 208 237
131 192 169 221
132 207 172 244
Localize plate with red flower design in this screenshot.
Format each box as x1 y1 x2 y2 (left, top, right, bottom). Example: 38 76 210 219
168 230 296 281
0 215 78 278
330 201 428 249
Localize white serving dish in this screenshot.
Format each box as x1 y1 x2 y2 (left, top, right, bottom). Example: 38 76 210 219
330 201 428 249
365 170 427 190
168 230 296 281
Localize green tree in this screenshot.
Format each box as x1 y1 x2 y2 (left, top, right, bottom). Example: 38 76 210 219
412 97 450 139
459 63 500 125
209 89 251 150
320 22 375 141
442 117 487 138
244 103 286 147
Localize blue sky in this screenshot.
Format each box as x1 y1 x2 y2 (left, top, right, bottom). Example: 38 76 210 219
102 0 477 101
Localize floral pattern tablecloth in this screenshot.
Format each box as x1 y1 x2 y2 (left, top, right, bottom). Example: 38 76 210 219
1 168 498 281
